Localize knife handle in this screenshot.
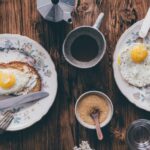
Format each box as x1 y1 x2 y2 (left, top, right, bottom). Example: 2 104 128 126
139 8 150 38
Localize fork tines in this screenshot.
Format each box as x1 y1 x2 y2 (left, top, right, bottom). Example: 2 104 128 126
0 111 14 130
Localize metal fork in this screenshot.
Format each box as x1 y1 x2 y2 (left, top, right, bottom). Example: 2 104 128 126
0 111 14 133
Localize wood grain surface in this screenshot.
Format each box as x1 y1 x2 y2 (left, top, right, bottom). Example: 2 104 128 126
0 0 150 150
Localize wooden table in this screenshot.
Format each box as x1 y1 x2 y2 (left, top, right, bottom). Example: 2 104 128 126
0 0 150 149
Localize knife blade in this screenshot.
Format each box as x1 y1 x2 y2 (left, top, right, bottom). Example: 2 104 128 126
0 91 49 109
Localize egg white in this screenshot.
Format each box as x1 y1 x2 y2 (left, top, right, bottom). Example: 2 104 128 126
119 44 150 87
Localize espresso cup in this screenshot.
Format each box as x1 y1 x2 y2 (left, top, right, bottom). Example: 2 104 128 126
63 13 106 69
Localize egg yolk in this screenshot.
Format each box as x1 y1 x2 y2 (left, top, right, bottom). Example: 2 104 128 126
0 72 16 89
130 44 148 63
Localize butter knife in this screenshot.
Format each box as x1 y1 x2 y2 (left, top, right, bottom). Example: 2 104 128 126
139 7 150 38
0 91 49 109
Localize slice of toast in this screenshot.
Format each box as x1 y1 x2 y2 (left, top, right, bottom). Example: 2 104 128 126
0 61 41 94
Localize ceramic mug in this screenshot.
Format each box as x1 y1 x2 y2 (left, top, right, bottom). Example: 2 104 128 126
63 13 106 69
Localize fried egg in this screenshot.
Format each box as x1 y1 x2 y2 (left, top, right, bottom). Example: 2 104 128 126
0 67 37 95
119 43 150 87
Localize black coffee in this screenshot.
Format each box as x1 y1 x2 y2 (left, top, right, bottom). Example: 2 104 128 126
71 35 99 62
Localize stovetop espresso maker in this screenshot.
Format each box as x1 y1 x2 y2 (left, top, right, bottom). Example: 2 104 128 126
37 0 75 23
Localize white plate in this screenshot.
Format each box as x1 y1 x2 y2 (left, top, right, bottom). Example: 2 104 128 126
0 34 58 131
113 20 150 112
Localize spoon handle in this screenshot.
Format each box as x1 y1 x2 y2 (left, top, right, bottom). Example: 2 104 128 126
95 118 103 141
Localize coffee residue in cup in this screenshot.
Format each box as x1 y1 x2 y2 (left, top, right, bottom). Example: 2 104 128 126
71 35 99 62
77 94 109 125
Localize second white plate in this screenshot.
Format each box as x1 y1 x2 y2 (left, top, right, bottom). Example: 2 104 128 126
113 20 150 112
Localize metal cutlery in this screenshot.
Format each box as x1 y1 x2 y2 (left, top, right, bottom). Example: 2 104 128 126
0 111 14 133
139 7 150 39
0 91 49 110
136 7 150 42
0 91 49 132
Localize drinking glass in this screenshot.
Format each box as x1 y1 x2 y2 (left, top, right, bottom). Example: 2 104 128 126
126 119 150 150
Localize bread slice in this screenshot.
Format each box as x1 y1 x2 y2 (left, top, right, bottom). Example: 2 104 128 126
0 61 41 94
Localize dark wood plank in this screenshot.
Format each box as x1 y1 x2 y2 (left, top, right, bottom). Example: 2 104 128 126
0 0 150 150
